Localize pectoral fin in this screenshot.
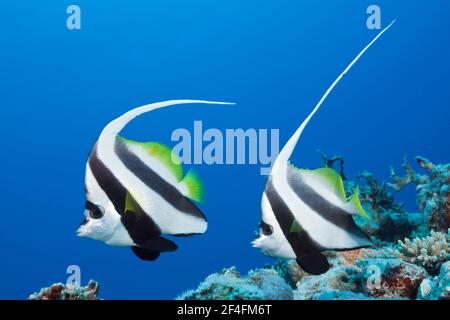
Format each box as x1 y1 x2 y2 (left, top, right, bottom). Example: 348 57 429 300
131 246 161 261
296 252 330 275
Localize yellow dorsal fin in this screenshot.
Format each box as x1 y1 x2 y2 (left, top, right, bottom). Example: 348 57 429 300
291 164 372 220
313 167 347 200
118 136 205 204
292 165 347 200
118 137 183 181
311 167 372 220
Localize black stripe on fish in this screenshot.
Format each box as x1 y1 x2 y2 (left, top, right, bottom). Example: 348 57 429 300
88 144 162 246
286 167 371 245
265 178 324 256
114 138 206 221
88 144 127 214
265 178 330 274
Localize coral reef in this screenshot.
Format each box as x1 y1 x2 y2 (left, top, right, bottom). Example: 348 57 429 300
389 156 450 231
417 261 450 300
28 280 100 300
177 267 293 300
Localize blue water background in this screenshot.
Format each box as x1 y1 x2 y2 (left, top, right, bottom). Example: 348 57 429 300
0 1 449 299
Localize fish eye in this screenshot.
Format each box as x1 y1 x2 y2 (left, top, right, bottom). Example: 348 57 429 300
260 221 273 236
85 201 105 219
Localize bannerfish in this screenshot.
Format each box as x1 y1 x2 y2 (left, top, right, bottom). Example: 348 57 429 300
252 21 396 275
77 99 233 261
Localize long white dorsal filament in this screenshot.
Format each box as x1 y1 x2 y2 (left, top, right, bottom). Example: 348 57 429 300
272 20 396 174
97 99 235 146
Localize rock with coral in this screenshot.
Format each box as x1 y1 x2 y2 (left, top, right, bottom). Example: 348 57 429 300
331 248 376 267
28 280 101 300
269 259 307 289
357 258 427 299
177 267 293 300
417 261 450 300
293 265 362 300
389 156 450 232
269 250 370 291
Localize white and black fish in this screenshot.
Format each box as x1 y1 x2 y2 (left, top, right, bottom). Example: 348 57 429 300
252 21 396 275
77 99 233 261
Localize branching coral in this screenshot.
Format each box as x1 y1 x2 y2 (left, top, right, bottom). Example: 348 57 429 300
388 230 449 275
177 267 293 300
389 156 450 231
356 171 404 214
28 280 101 300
